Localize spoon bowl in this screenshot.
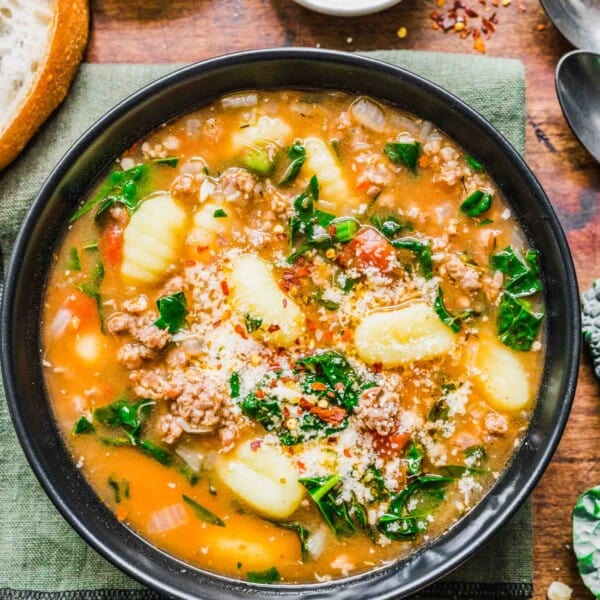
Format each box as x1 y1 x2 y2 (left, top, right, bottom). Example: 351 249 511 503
556 50 600 163
540 0 600 52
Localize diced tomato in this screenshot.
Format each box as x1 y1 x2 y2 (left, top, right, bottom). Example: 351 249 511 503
372 431 411 458
63 288 100 330
101 223 123 268
339 227 395 272
309 405 347 426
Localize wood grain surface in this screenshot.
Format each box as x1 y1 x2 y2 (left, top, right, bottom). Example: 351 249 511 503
87 1 600 597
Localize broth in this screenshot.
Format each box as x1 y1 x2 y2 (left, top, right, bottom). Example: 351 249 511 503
42 90 544 584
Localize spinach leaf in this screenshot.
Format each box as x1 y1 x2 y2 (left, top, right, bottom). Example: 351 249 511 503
73 416 94 434
154 292 187 333
384 141 421 172
246 566 280 584
71 164 149 222
497 293 543 351
405 441 425 476
369 214 412 238
466 155 484 171
108 477 130 503
460 190 492 217
428 397 450 422
300 475 369 537
67 247 81 272
361 465 389 503
239 394 283 432
139 439 172 465
287 177 358 262
94 398 154 446
244 313 263 333
213 208 227 218
279 143 306 185
182 494 225 527
296 350 364 411
153 157 179 168
433 286 474 333
573 486 600 598
229 372 241 398
391 238 433 279
377 475 453 540
491 246 542 297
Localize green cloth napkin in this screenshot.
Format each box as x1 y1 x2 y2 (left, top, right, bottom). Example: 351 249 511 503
0 51 530 599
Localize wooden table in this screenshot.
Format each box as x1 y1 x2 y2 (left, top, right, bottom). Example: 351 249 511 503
87 1 600 597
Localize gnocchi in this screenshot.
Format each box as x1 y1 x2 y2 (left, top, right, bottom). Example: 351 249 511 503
121 192 188 284
231 116 292 151
215 438 304 519
354 302 457 367
228 254 303 348
303 137 358 214
186 202 229 249
473 335 531 412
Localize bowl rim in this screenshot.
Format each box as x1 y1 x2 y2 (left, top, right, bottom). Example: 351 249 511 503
1 47 581 599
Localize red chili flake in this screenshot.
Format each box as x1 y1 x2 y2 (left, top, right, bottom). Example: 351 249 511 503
372 362 383 373
306 319 317 332
267 324 281 333
341 329 353 343
234 323 248 339
255 389 265 399
220 280 229 296
311 382 328 391
196 246 209 254
465 6 478 16
299 397 315 410
482 17 495 33
250 440 262 451
296 460 306 472
282 298 288 308
282 406 291 418
212 320 222 327
185 259 197 267
326 391 336 399
343 448 352 458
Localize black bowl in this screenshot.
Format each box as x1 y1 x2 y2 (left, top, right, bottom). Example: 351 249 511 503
1 48 580 599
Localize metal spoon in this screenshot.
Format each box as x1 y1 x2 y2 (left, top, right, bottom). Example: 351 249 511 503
540 0 600 52
555 50 600 163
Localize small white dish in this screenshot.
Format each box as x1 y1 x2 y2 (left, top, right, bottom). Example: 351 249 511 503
292 0 403 17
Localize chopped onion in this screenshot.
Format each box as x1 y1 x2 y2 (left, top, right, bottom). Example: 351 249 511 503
350 97 388 132
175 443 204 472
419 121 433 140
181 156 207 175
49 308 72 338
185 118 201 137
148 503 187 534
199 178 217 203
221 92 258 110
306 525 330 560
388 112 422 137
175 417 214 434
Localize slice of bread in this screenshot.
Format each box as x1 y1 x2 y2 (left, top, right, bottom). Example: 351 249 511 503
0 0 89 170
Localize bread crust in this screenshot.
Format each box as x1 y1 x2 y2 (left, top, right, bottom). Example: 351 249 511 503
0 0 89 171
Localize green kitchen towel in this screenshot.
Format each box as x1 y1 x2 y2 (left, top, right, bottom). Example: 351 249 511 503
0 52 530 599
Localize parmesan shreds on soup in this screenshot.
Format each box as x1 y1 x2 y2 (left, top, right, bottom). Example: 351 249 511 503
42 90 544 584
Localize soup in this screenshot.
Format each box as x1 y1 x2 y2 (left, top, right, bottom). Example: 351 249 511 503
42 90 544 584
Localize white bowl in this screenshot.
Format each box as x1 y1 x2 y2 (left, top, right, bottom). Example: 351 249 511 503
292 0 403 17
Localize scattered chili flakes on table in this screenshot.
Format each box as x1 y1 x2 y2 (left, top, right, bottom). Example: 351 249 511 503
427 0 513 53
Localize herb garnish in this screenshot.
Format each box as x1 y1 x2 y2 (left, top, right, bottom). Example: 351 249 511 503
384 141 421 172
405 441 425 476
213 208 227 218
278 143 306 185
460 190 492 218
229 372 241 399
154 291 187 333
244 313 263 333
77 256 106 331
369 214 413 238
71 164 149 222
182 494 225 527
246 566 281 584
274 522 310 562
153 157 179 168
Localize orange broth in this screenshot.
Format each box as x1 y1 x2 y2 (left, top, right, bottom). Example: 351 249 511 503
42 90 544 584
